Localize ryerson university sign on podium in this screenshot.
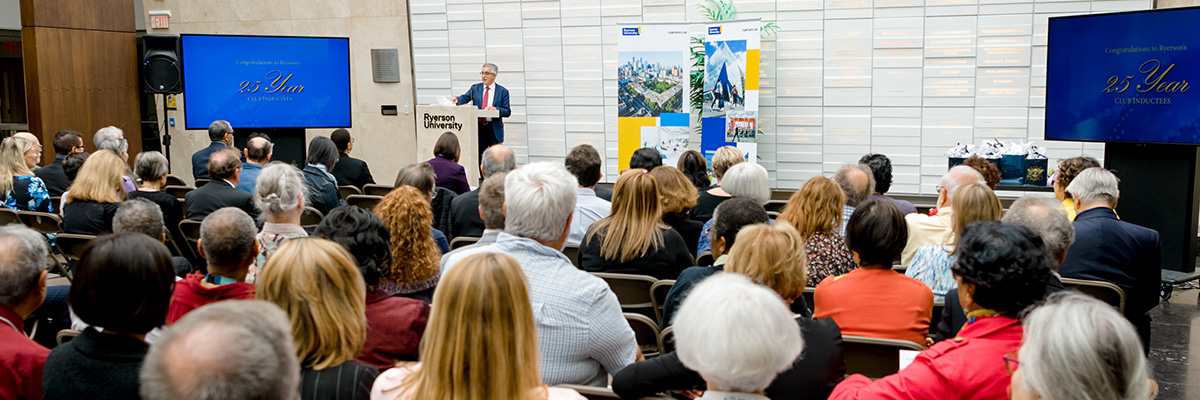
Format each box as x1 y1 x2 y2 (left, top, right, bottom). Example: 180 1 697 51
415 105 499 184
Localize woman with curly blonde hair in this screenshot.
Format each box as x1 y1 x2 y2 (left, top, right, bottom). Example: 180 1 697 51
375 185 442 303
777 176 857 286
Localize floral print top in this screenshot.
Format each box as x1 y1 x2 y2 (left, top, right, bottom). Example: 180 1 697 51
3 175 53 213
905 244 957 303
247 223 308 284
805 230 858 287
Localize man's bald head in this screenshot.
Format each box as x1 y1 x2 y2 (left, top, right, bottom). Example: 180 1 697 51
832 164 875 207
1002 196 1075 265
245 136 272 164
13 132 39 147
481 144 516 178
207 149 242 182
939 165 986 206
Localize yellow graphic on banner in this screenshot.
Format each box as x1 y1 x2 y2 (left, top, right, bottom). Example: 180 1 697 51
618 117 656 170
745 49 760 91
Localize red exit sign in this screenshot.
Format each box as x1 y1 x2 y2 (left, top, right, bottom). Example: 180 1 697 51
1 42 19 52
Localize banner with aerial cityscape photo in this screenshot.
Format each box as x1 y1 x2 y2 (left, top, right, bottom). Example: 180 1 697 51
617 22 692 170
702 19 760 164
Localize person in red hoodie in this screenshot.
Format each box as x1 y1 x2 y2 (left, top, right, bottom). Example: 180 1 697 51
829 221 1052 400
167 207 258 324
0 225 52 400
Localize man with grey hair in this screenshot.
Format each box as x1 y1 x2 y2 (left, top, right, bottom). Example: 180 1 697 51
441 170 509 270
236 133 272 194
114 198 194 277
1059 167 1160 353
166 207 258 324
452 62 511 158
450 144 516 238
0 225 51 400
140 300 300 400
831 163 875 236
901 165 986 266
192 120 234 180
443 162 637 387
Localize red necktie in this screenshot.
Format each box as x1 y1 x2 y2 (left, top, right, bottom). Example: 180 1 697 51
480 86 491 125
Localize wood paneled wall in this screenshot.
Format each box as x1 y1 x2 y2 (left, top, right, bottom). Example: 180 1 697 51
21 0 140 165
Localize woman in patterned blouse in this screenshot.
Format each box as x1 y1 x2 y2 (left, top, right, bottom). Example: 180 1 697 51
249 162 309 283
0 137 53 213
905 183 1003 301
776 176 857 286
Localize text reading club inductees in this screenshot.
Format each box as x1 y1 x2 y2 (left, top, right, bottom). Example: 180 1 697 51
452 63 511 158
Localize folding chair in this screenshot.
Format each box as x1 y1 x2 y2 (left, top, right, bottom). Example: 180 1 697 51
301 207 325 229
164 175 187 187
164 185 194 201
449 236 480 250
929 301 945 335
555 385 673 400
625 313 661 358
803 286 816 314
178 220 203 260
657 325 675 355
194 178 211 187
650 279 675 326
338 185 363 199
695 251 714 266
54 233 95 264
0 207 19 225
842 335 926 379
346 195 384 211
18 211 63 235
765 200 788 213
56 329 81 345
562 243 580 268
767 210 781 218
591 272 658 320
363 184 394 196
1060 277 1126 313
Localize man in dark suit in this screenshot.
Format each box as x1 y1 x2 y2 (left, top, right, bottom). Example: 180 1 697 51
452 63 511 159
1060 167 1161 353
35 129 85 197
191 120 233 180
450 144 514 238
329 128 375 189
185 149 259 221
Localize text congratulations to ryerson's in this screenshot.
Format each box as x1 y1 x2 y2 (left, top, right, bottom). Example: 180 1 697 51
423 113 463 131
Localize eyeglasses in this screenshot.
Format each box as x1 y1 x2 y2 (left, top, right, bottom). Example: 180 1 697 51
935 184 944 193
72 145 86 150
480 71 495 76
1003 353 1020 374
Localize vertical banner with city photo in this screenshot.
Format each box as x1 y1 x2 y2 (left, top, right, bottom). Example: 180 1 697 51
701 19 761 164
617 23 692 170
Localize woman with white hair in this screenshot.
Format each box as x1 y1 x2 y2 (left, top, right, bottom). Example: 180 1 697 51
673 273 802 399
1009 292 1156 400
93 126 136 193
128 151 182 242
696 161 771 255
249 162 308 283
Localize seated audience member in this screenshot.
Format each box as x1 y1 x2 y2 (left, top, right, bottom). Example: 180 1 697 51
814 199 933 344
185 148 259 221
377 186 444 303
441 162 637 386
696 161 771 255
257 238 379 400
1053 156 1102 220
1009 292 1157 400
673 274 804 399
167 208 257 324
395 163 452 253
330 128 375 189
662 198 770 325
140 300 301 400
450 144 514 238
649 166 703 255
0 225 51 400
1060 167 1160 353
250 163 309 281
93 126 137 193
629 146 663 170
690 145 743 221
112 198 194 277
235 133 272 194
191 120 232 180
565 144 611 244
43 233 176 400
302 136 345 215
62 150 126 234
962 156 1001 190
441 171 508 269
128 151 182 240
678 149 711 192
372 253 586 400
938 196 1073 341
777 176 857 286
426 132 470 195
901 165 985 266
12 132 40 170
36 130 84 197
0 137 53 212
829 222 1051 399
831 163 874 236
859 153 917 215
314 207 429 369
579 171 693 279
906 183 1002 301
62 152 87 183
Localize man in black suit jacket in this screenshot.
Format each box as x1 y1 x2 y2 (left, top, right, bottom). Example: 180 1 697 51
329 128 375 188
35 129 85 197
185 149 259 221
1059 167 1160 353
450 144 514 238
192 120 233 180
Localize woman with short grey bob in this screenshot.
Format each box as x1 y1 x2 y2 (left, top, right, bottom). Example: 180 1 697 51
1009 292 1157 400
248 162 308 283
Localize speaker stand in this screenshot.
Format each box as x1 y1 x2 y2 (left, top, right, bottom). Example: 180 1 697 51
160 93 172 172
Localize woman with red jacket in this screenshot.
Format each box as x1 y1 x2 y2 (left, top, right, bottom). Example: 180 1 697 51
829 221 1053 400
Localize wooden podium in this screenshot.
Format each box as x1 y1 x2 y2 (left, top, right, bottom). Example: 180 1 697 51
415 105 500 186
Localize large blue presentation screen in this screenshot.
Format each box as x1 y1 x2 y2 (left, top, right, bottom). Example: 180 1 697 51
1045 8 1200 145
181 35 351 130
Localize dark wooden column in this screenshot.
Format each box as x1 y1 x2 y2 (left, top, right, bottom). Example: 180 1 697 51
21 0 141 165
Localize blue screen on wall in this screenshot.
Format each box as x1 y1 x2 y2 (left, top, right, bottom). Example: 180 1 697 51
1045 7 1200 145
181 34 351 130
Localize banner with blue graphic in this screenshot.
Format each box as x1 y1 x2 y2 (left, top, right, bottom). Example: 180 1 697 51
702 19 760 164
616 22 692 169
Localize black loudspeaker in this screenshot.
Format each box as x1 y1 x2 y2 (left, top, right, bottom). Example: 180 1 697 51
141 34 183 94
